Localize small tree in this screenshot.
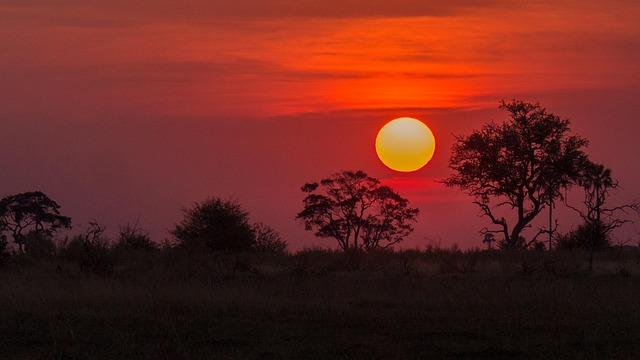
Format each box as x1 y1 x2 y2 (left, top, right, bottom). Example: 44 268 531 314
297 170 419 251
444 100 588 249
565 162 639 269
172 198 255 252
482 233 495 250
568 162 639 240
0 191 72 253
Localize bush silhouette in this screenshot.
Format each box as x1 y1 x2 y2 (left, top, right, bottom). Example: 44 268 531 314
253 222 287 254
172 198 255 252
61 222 113 275
556 222 610 250
23 231 56 260
115 223 157 252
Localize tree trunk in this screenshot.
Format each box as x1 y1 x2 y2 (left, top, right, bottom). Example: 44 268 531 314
16 236 25 254
510 224 525 249
507 195 526 249
588 221 595 272
548 203 553 250
589 188 603 272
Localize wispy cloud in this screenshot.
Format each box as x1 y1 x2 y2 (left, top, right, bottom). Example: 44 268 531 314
2 0 639 118
3 0 506 27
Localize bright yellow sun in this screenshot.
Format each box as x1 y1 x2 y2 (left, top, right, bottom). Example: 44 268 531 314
375 117 436 172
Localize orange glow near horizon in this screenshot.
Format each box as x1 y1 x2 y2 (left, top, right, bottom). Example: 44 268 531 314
375 117 436 172
1 1 640 250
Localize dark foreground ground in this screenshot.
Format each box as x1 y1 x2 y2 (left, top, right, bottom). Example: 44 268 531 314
1 250 640 359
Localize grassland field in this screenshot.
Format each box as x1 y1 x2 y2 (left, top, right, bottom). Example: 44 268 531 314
1 248 640 359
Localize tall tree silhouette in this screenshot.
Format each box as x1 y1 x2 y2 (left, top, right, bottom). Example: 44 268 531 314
0 191 71 253
297 170 419 251
444 100 588 249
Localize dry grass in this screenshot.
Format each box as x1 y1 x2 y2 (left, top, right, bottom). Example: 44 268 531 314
1 249 640 359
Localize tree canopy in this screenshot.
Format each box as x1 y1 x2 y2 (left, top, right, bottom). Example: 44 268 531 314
172 198 255 252
172 197 286 253
565 162 640 249
444 100 588 249
0 191 71 253
297 170 419 251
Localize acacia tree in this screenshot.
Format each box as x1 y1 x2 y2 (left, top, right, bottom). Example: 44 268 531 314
0 191 72 253
297 170 419 251
444 100 588 249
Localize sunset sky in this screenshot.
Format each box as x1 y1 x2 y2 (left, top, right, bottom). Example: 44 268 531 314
2 0 639 248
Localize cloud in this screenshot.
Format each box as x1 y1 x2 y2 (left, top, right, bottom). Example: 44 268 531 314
2 0 506 28
268 106 478 124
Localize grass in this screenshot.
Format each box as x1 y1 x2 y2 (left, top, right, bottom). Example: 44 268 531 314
1 249 640 359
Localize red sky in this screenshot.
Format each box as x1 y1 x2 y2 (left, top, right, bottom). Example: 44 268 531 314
1 0 639 249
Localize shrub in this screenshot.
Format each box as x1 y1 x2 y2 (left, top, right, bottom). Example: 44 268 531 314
252 222 287 254
172 198 255 252
115 223 157 251
23 231 56 259
60 222 113 275
557 222 610 250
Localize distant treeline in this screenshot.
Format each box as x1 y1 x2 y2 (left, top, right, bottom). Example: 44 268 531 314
1 100 638 273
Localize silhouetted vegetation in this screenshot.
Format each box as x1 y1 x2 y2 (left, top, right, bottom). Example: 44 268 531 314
172 198 256 252
566 162 640 247
444 100 640 252
0 102 638 358
115 222 157 252
172 197 286 254
561 161 640 270
22 231 56 260
0 235 8 266
0 186 637 359
62 221 114 275
445 100 589 249
557 222 610 250
1 245 640 359
0 191 71 253
298 170 419 251
252 222 288 254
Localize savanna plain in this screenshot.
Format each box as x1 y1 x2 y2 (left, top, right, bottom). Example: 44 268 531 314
2 249 639 360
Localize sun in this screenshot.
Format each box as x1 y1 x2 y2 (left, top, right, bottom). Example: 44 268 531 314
375 117 436 172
